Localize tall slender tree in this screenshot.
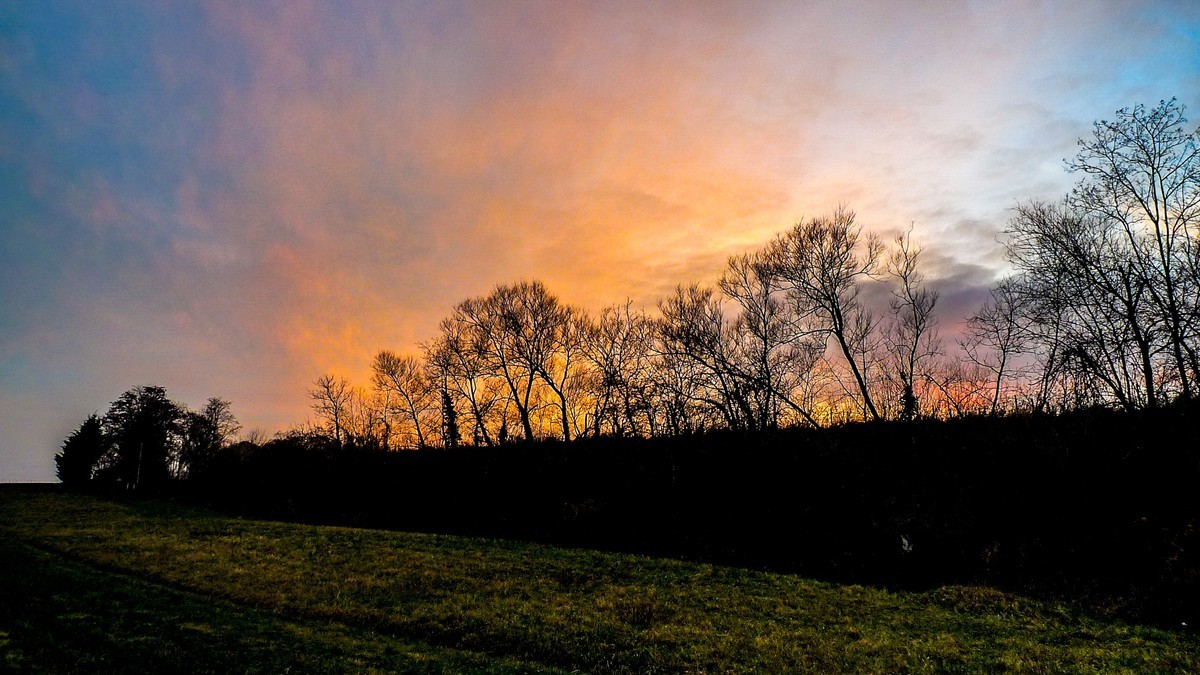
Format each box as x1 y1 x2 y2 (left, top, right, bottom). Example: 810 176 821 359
883 228 940 421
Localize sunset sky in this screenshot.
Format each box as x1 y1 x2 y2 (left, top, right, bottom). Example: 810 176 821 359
2 1 1198 481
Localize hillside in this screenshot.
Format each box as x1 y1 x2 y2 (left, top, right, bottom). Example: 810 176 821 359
2 487 1198 673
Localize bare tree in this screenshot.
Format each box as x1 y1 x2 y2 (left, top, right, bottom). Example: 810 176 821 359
1067 98 1200 399
343 384 386 448
422 281 579 443
467 285 545 441
424 311 501 447
762 206 885 420
180 397 240 477
882 228 941 421
922 357 991 418
998 101 1200 412
538 307 595 440
582 301 658 436
961 280 1029 415
647 341 723 435
309 373 353 448
372 350 436 449
657 283 752 430
1005 200 1160 410
719 251 824 428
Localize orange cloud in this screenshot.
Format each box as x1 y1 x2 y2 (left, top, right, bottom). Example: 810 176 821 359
4 1 1198 479
151 1 1186 434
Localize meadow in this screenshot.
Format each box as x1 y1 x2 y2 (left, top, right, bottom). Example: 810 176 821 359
2 486 1199 673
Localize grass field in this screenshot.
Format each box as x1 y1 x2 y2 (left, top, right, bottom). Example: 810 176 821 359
2 486 1198 673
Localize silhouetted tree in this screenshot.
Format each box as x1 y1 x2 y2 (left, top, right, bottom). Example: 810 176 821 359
309 374 353 448
762 206 885 420
55 414 107 485
440 388 461 449
180 397 240 479
101 385 184 491
719 251 824 428
657 283 750 430
997 100 1200 412
882 228 941 421
433 280 583 442
373 350 436 448
464 289 539 440
1005 200 1158 410
425 306 501 446
342 383 386 449
489 280 574 440
1066 98 1200 400
534 305 591 441
581 301 658 436
960 280 1029 415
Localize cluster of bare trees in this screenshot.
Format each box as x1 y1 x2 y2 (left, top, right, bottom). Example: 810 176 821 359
304 99 1198 448
974 99 1200 412
653 209 947 430
307 212 949 449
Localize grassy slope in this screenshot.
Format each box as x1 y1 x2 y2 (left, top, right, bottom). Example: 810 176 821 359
1 487 1197 673
0 538 551 674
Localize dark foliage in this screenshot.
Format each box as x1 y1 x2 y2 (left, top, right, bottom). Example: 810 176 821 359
176 399 1200 628
101 385 185 491
54 414 107 485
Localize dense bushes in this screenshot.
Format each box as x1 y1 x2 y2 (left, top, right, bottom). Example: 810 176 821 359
169 400 1200 627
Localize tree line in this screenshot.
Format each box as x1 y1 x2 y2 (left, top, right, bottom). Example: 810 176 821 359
48 100 1200 626
303 99 1200 450
55 386 240 490
307 214 937 451
56 99 1200 478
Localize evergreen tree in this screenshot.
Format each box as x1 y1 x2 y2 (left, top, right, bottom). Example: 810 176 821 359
55 414 107 485
102 385 184 491
440 389 460 449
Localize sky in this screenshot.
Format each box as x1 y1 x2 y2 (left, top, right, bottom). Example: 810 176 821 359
2 1 1199 481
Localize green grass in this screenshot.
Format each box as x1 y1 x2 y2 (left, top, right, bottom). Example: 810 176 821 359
2 487 1198 673
0 537 550 674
